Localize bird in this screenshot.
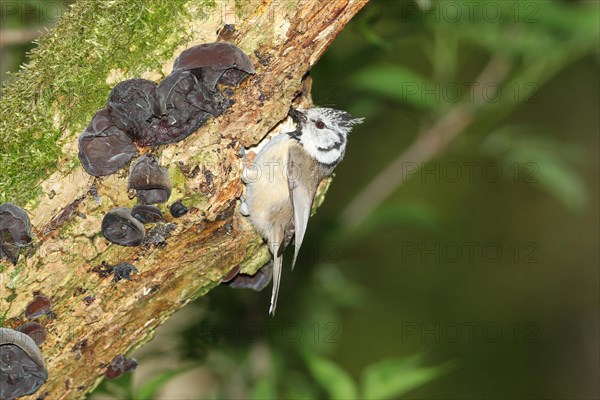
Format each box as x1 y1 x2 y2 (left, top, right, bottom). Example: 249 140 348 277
240 107 364 315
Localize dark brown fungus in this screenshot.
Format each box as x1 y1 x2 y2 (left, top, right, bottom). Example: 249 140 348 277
105 354 138 379
145 70 231 145
78 109 139 176
112 262 138 282
128 155 172 205
99 52 243 147
25 295 52 320
227 260 273 291
131 205 163 224
1 230 20 265
158 70 232 116
170 201 188 218
18 322 47 346
0 203 32 265
173 42 255 88
0 328 48 400
101 208 145 246
107 78 161 134
221 265 240 283
0 203 32 245
72 339 87 359
106 73 231 147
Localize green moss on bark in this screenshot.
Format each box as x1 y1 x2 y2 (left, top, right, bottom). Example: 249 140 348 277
0 0 219 205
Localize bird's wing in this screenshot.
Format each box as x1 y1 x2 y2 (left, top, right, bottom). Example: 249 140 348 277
287 146 317 270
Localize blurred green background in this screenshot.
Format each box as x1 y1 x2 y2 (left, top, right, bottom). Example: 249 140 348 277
1 0 598 398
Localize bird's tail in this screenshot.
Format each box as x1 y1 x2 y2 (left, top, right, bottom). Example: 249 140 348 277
269 241 283 316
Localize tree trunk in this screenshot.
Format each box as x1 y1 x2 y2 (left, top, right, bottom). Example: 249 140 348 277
0 0 369 398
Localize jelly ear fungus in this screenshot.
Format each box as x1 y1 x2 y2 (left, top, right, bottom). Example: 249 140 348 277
0 327 48 400
107 78 161 134
128 154 172 205
18 322 48 346
25 295 52 320
173 42 256 88
227 261 273 291
105 354 138 379
104 71 235 147
76 41 255 245
143 70 230 146
78 109 139 177
170 201 188 218
131 205 163 224
78 41 254 168
102 208 145 246
0 203 33 265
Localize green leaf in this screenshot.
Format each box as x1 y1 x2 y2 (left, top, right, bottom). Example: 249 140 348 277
361 354 455 400
534 159 587 211
303 350 358 400
349 65 436 109
134 364 199 400
250 375 278 400
282 371 320 400
356 19 393 52
339 202 441 245
482 128 588 210
431 0 599 57
360 202 441 234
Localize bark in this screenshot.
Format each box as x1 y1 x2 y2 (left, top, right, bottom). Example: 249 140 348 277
0 0 369 398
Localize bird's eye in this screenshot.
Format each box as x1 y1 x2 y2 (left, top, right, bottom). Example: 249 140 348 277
315 120 325 129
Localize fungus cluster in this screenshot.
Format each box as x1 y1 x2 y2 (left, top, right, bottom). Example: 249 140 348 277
78 42 254 176
1 40 255 398
101 154 172 246
0 203 33 265
76 42 254 247
0 295 53 399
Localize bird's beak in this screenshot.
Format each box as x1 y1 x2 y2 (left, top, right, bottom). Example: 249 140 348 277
288 108 307 125
287 108 307 140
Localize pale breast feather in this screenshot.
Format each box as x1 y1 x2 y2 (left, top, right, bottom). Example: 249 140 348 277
245 134 296 234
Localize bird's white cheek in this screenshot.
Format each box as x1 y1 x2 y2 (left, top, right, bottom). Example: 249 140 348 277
316 148 343 165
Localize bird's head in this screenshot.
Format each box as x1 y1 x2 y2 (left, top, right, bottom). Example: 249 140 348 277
288 107 364 166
